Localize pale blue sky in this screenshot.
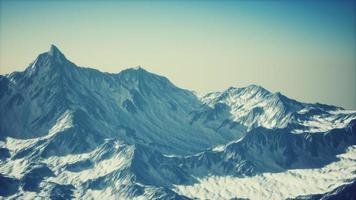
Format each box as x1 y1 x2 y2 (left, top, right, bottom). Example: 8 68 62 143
0 0 355 108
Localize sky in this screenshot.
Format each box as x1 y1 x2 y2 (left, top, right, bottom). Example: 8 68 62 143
0 0 355 109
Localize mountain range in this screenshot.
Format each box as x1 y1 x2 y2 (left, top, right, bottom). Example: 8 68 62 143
1 45 355 199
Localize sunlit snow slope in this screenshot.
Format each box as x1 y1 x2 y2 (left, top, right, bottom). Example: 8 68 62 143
174 145 356 200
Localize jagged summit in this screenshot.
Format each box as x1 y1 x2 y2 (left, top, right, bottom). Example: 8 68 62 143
225 84 270 94
49 44 61 55
245 84 269 92
45 44 68 63
133 66 143 70
118 66 173 88
120 66 149 74
36 45 68 65
22 45 71 76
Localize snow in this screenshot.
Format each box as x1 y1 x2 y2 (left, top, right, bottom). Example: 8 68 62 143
174 145 356 200
47 111 73 136
30 59 38 70
212 145 225 152
292 112 356 133
46 145 134 184
0 158 29 178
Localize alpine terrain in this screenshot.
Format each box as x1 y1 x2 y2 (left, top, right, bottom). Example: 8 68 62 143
1 45 355 200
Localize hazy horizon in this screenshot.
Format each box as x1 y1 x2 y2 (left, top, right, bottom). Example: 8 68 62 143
0 0 355 109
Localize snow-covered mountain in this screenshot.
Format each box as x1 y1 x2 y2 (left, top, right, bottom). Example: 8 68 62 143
0 45 244 155
200 85 354 133
1 45 355 199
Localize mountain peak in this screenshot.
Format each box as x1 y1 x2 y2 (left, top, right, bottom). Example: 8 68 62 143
126 66 148 73
47 44 66 60
49 44 60 55
246 84 267 91
120 66 152 76
226 84 268 93
40 44 68 64
133 66 144 70
24 45 71 76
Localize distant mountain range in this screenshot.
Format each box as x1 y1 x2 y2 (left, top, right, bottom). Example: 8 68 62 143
1 45 355 199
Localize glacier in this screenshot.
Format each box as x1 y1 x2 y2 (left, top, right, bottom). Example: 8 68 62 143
0 45 355 200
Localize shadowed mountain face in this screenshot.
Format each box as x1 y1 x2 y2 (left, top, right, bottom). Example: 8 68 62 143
0 45 245 155
0 46 355 199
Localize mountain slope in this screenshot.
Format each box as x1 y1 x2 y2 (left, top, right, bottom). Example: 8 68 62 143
0 45 243 155
1 119 355 199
